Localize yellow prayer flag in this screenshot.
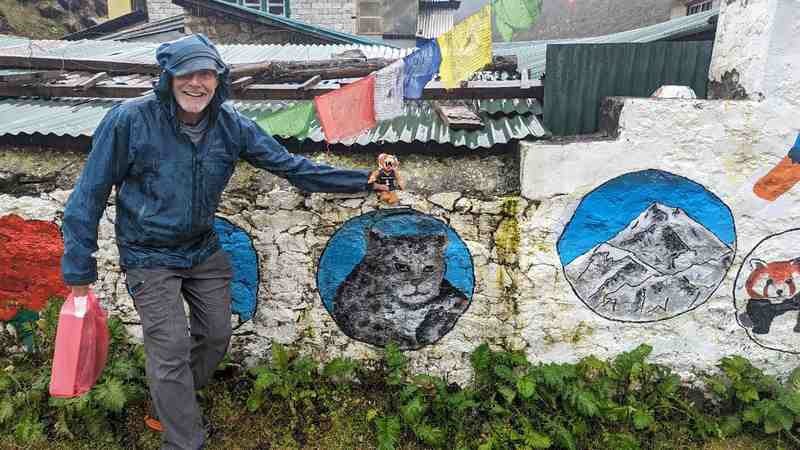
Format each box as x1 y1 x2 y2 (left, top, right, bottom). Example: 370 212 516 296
437 4 492 89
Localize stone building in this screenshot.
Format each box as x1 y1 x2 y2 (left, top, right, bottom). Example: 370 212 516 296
176 0 460 47
0 0 797 385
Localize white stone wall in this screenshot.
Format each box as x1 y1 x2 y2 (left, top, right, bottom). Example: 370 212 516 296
147 0 184 22
515 0 800 379
289 0 357 34
0 152 522 384
519 97 800 378
709 0 800 104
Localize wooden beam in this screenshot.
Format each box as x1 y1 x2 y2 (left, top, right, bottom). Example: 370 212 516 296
74 72 109 91
229 55 518 82
0 70 63 86
297 75 322 91
0 54 519 81
231 76 256 91
0 55 160 75
0 81 543 100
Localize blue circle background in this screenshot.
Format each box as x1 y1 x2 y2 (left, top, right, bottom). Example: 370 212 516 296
214 217 259 323
317 209 475 312
557 169 736 266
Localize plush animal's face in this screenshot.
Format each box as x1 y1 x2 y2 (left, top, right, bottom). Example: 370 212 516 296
378 154 399 172
364 231 447 306
746 258 800 300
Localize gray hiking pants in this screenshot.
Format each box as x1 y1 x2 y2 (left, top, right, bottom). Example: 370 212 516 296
125 249 233 450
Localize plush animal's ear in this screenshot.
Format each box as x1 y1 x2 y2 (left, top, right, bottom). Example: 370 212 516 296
750 258 767 270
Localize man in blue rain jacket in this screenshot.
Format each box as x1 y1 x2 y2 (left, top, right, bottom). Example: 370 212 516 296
61 34 380 450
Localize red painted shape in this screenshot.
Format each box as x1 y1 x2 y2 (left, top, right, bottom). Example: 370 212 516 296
0 214 69 320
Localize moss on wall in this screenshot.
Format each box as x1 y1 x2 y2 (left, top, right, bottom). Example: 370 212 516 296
494 197 521 266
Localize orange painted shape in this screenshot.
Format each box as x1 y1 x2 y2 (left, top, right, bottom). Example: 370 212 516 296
753 155 800 201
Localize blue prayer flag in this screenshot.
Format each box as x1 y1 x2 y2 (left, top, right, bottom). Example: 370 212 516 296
403 39 441 99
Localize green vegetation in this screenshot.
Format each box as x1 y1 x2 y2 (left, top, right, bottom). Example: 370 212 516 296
494 196 521 265
0 0 68 38
1 298 799 449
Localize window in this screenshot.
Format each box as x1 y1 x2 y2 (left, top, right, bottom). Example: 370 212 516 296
242 0 260 10
357 0 382 35
687 0 713 15
267 0 285 15
240 0 287 16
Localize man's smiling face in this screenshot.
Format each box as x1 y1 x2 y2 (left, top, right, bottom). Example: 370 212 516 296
172 69 219 123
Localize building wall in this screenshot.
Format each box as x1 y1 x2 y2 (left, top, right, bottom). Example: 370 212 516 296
181 0 360 45
289 0 357 34
1 0 796 383
147 0 184 22
184 13 331 44
517 0 800 378
0 149 522 383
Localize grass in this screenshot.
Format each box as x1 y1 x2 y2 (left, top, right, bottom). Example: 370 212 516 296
0 0 68 38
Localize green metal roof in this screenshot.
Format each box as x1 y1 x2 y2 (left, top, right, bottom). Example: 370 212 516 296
493 8 718 79
174 0 389 47
0 97 545 149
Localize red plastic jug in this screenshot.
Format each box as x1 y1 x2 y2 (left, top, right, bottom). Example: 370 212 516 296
49 290 109 398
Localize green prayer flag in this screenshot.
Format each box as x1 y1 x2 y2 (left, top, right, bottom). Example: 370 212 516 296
256 102 315 139
493 0 542 42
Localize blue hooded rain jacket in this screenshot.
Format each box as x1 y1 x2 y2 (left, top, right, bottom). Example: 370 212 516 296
61 34 370 285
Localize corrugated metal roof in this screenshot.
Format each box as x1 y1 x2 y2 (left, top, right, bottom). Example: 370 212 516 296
493 8 718 79
0 34 410 65
99 14 186 43
0 98 116 137
417 7 455 39
0 97 544 149
544 41 713 136
236 99 544 148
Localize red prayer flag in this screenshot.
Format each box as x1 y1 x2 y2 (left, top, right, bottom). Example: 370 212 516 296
314 76 376 143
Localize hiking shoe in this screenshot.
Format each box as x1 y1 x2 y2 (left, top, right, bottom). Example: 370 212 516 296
145 412 212 437
144 413 164 432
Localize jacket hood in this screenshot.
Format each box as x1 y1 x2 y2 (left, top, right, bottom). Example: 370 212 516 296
153 34 231 122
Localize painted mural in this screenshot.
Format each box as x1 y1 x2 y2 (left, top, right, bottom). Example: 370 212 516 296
317 208 474 350
213 217 259 327
734 229 800 354
0 214 69 348
558 169 736 322
753 133 800 201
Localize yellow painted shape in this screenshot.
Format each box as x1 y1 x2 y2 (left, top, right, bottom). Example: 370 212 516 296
108 0 133 19
437 4 492 89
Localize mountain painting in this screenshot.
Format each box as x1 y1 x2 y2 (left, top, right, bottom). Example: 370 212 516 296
558 170 736 322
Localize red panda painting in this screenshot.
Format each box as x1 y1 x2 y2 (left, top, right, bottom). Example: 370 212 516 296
745 258 800 300
743 258 800 334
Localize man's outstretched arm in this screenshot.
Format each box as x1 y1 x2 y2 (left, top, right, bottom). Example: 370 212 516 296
238 114 372 193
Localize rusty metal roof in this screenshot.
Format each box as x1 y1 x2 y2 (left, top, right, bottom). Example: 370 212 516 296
0 97 545 149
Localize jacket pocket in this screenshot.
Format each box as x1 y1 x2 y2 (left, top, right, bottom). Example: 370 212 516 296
199 158 234 218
